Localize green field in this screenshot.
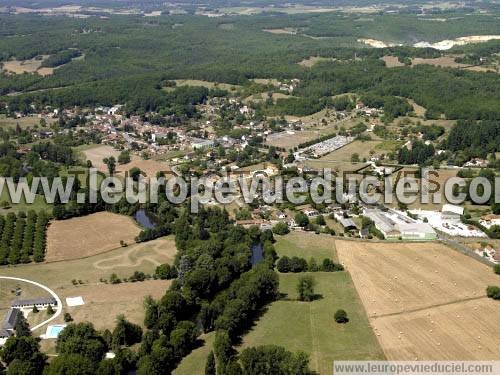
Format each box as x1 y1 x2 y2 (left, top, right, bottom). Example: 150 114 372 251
0 182 51 214
274 232 338 261
240 272 385 374
175 332 216 375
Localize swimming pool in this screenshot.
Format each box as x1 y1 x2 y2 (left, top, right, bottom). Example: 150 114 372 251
45 324 66 338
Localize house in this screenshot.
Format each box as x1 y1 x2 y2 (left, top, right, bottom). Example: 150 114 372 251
0 329 12 339
3 308 21 330
11 297 57 309
304 209 319 218
276 211 286 219
481 214 500 227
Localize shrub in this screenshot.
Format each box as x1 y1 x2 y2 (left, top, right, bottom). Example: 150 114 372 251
334 309 348 323
486 286 500 300
272 222 290 235
297 276 316 302
494 264 500 275
64 313 73 322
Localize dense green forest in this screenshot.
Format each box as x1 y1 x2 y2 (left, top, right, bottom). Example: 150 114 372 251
2 12 500 119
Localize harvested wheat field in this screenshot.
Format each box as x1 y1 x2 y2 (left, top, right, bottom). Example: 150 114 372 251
336 240 500 360
82 145 120 172
46 212 141 261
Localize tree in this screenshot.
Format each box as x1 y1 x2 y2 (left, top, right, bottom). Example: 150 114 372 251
154 264 177 280
296 276 316 302
103 156 116 175
276 256 291 273
56 322 107 362
272 221 289 235
129 167 142 181
112 315 143 348
294 212 309 227
315 215 326 226
118 150 131 165
334 309 349 323
307 258 318 272
205 351 216 375
240 345 310 375
46 305 54 315
45 354 96 375
14 314 31 337
486 286 500 300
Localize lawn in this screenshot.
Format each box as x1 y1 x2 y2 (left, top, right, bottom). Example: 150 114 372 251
274 232 338 262
240 272 385 374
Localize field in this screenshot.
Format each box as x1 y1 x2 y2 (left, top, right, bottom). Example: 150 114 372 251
274 232 338 261
0 114 55 129
240 272 385 374
175 332 216 375
45 212 142 261
0 236 177 288
82 145 121 172
82 144 172 176
336 240 500 360
298 56 335 67
1 56 50 75
170 79 241 92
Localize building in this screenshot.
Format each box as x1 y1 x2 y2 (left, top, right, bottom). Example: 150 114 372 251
11 297 57 309
0 329 12 339
442 204 464 219
3 308 21 330
398 222 437 241
339 217 357 231
364 209 401 240
191 138 214 150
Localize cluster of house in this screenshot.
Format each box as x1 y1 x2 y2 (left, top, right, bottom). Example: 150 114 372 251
0 297 57 342
474 244 500 264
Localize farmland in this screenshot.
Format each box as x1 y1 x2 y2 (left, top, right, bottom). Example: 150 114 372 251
45 212 142 261
336 240 500 360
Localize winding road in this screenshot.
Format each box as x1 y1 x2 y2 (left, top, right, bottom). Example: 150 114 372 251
0 276 63 332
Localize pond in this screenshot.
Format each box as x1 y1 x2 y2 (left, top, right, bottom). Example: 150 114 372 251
133 209 159 229
251 243 263 266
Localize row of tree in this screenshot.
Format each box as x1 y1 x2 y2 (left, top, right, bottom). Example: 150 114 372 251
0 210 48 265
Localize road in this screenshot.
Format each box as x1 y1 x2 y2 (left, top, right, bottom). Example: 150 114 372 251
0 276 63 332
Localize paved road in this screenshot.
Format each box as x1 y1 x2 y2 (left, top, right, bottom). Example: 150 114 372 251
0 276 63 332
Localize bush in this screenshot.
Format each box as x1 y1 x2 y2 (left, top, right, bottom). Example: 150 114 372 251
64 313 73 322
277 256 291 273
494 264 500 275
486 286 500 300
272 222 290 235
334 309 348 324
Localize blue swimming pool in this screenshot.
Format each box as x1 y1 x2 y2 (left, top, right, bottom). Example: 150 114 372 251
48 325 65 337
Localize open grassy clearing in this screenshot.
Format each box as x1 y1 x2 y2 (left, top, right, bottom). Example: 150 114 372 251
1 56 49 75
243 92 291 105
174 332 216 375
45 212 142 261
169 79 241 91
336 240 500 360
298 56 335 67
274 232 338 261
240 272 385 374
0 114 55 129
